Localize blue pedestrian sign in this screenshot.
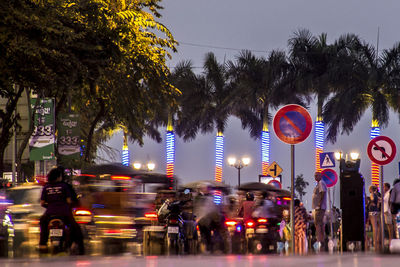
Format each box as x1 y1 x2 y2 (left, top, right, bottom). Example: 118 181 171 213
319 152 335 168
321 169 338 188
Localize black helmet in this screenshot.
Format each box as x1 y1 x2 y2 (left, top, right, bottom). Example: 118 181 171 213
245 192 254 201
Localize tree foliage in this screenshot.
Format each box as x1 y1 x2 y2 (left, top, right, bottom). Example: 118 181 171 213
0 0 178 170
295 174 309 201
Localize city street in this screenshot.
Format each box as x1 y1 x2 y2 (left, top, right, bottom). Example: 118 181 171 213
0 253 399 267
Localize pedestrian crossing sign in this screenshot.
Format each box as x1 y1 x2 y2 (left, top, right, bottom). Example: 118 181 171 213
320 152 335 168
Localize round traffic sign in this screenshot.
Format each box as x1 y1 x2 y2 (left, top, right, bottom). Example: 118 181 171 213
321 169 338 188
273 104 312 145
268 179 282 189
367 136 397 165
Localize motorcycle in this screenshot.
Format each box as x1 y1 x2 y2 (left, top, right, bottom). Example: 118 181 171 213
245 217 281 254
158 199 197 255
47 216 71 254
224 218 246 254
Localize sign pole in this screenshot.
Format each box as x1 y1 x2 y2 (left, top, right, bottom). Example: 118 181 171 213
290 144 295 254
380 165 385 253
328 188 334 240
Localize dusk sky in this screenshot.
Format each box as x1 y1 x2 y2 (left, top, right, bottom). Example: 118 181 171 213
103 0 400 208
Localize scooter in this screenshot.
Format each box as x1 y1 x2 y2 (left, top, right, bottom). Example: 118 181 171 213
245 217 281 254
224 218 246 254
48 216 70 254
158 199 197 255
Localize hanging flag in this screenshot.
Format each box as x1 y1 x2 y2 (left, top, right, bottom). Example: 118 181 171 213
29 97 55 161
57 113 81 160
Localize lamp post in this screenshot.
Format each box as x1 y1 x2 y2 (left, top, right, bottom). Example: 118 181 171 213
228 157 250 187
133 161 156 192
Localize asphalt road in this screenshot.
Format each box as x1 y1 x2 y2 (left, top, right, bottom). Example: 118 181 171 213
0 253 399 267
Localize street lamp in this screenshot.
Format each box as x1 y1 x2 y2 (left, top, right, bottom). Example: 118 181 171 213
228 156 250 187
133 161 156 171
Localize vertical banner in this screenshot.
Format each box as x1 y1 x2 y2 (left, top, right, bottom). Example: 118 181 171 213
57 113 81 160
29 98 55 161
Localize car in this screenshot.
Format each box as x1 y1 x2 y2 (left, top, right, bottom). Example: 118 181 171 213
0 184 44 258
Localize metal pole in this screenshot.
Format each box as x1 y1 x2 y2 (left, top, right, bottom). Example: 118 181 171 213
380 165 385 252
238 166 241 187
290 144 295 253
328 187 334 240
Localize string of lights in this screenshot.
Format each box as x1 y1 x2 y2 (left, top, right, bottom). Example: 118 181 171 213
315 119 325 173
370 124 380 186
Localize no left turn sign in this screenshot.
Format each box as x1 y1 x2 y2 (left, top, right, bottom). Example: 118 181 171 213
367 136 397 165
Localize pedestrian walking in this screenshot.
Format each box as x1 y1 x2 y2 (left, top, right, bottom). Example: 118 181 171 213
311 171 327 250
294 199 308 255
390 179 400 239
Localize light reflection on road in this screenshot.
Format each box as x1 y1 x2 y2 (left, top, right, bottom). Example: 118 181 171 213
0 254 397 267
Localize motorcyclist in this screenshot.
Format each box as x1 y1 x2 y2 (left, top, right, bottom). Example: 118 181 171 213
39 167 73 252
193 185 227 253
57 166 85 255
238 192 255 220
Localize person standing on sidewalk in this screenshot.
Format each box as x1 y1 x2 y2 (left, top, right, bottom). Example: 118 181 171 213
383 183 395 244
367 185 381 252
312 171 327 251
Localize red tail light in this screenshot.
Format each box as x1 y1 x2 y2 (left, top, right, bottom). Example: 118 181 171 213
111 175 131 180
104 229 122 234
246 220 255 228
73 208 92 224
257 218 268 223
74 209 92 216
169 219 178 224
225 220 237 227
144 212 158 220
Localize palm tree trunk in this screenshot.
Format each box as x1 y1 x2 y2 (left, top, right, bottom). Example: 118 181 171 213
315 100 324 172
166 113 175 189
214 130 224 204
370 119 380 186
261 106 270 176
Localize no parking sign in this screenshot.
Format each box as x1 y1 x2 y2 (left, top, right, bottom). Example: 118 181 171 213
273 104 312 145
321 169 338 188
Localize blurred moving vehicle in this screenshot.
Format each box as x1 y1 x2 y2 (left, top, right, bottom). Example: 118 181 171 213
237 182 291 254
157 192 197 255
0 184 44 257
74 164 175 255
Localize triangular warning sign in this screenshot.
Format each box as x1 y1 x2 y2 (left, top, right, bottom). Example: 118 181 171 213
322 154 334 167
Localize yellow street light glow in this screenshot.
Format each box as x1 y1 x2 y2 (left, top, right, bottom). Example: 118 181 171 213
133 162 141 170
147 162 155 171
334 152 342 160
242 157 251 166
228 157 236 166
350 152 359 160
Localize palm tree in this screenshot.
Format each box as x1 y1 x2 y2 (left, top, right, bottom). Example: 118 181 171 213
174 53 231 202
288 29 336 173
323 37 400 185
227 50 300 176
